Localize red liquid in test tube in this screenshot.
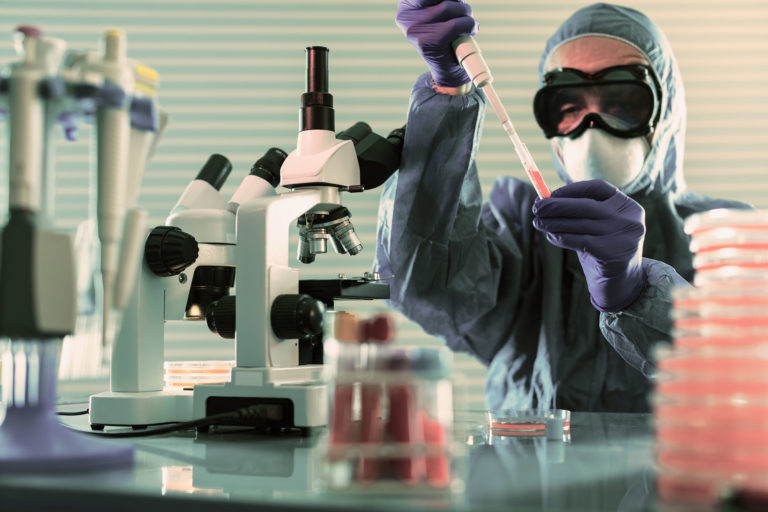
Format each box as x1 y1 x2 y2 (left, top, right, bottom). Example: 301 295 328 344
525 162 551 199
387 382 426 484
422 411 449 487
357 315 395 483
329 312 360 457
358 383 384 482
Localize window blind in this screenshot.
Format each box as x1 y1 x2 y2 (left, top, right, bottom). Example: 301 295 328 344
1 0 766 409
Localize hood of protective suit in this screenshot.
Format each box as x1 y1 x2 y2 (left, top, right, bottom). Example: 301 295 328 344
539 3 687 197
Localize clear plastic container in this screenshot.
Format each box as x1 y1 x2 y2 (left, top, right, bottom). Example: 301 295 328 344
163 360 235 389
323 313 456 494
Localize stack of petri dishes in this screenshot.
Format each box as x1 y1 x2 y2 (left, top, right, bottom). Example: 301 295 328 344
163 360 235 390
654 208 768 505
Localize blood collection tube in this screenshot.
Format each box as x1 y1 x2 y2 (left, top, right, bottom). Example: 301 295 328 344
386 349 426 485
421 410 450 488
329 311 359 456
357 314 395 483
410 348 451 487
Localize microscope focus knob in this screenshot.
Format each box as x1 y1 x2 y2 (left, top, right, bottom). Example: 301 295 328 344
144 226 199 277
206 295 236 339
271 294 325 339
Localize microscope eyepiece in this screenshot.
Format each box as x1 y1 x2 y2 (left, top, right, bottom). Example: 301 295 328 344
336 121 372 145
336 122 406 190
301 46 334 132
250 147 287 188
387 125 406 146
196 153 232 191
305 46 329 93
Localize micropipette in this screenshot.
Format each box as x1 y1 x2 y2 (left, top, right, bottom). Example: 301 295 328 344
452 36 551 199
91 30 134 350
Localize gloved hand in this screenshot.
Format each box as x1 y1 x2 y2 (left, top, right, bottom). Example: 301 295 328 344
396 0 477 87
532 179 647 312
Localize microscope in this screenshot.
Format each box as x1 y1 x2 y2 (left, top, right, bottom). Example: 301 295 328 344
89 147 290 429
89 45 403 432
195 46 400 433
89 152 245 429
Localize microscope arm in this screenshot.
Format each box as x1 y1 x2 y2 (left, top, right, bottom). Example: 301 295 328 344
235 187 338 369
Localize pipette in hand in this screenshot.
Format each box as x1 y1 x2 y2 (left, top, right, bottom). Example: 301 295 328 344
452 35 551 199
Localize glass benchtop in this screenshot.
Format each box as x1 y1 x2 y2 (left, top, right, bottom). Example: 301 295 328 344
0 409 659 512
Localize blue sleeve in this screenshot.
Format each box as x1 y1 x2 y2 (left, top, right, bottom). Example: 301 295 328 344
599 258 689 377
374 73 538 365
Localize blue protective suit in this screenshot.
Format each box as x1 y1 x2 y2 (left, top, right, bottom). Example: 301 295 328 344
374 3 751 412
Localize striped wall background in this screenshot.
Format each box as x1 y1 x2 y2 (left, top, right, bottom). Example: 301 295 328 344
1 0 766 409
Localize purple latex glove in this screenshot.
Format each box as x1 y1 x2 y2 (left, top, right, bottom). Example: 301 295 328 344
532 179 647 312
396 0 477 87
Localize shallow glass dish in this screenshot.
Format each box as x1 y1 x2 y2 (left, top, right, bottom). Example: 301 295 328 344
486 409 570 440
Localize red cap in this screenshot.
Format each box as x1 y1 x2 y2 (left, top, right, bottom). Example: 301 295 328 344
360 314 394 343
16 26 41 37
334 311 359 343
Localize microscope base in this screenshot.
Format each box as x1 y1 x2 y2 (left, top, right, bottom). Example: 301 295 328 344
88 390 193 429
192 366 327 434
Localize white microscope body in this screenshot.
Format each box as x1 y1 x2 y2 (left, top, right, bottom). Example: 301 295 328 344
192 47 361 431
89 155 237 428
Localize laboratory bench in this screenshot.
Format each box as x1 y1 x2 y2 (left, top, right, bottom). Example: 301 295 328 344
0 395 663 512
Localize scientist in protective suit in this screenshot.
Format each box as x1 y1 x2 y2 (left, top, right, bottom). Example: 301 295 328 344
374 1 750 412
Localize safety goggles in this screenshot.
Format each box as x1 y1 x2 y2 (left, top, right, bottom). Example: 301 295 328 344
533 64 662 139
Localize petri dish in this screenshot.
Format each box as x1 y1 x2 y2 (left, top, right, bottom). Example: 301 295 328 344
656 346 768 371
693 247 768 273
655 469 723 507
690 229 768 254
164 360 235 389
674 323 768 341
656 442 768 473
684 208 768 236
674 315 768 331
486 409 570 439
655 421 768 446
673 284 768 307
674 333 768 350
693 266 768 288
652 397 768 428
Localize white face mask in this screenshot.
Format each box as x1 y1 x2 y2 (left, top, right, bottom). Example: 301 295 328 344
552 129 650 188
